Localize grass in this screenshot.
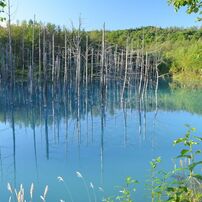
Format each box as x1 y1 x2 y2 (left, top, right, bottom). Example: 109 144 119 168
7 183 48 202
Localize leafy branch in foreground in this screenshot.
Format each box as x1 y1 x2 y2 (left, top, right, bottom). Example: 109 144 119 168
0 0 6 22
168 0 202 21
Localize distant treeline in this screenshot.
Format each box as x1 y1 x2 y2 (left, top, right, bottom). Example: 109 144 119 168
0 21 201 79
103 26 202 75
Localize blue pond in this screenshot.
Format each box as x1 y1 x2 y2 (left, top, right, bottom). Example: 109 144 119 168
0 81 202 201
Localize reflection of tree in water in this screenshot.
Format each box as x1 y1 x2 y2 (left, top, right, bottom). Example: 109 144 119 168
0 73 161 185
0 83 151 125
11 105 16 186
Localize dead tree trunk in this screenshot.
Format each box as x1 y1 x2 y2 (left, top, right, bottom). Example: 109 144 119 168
121 38 129 102
7 0 13 94
52 33 55 84
64 30 68 85
100 23 105 87
38 27 41 83
91 48 94 83
85 35 88 87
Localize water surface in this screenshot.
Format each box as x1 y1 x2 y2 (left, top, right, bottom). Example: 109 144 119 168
0 81 202 201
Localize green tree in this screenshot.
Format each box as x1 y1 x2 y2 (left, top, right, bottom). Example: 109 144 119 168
168 0 202 20
0 0 6 21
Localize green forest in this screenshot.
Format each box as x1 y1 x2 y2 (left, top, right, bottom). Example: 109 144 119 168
0 22 201 83
93 26 202 74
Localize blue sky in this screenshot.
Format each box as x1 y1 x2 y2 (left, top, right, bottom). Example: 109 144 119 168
11 0 200 30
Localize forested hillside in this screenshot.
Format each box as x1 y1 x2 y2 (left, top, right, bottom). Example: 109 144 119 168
0 22 201 80
91 26 202 74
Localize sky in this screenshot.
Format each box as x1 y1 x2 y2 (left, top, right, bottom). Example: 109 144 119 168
8 0 201 30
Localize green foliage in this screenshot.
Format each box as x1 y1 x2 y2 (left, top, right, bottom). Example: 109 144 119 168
159 126 202 202
82 26 202 78
103 177 138 202
0 22 201 78
149 157 169 202
105 126 202 202
165 40 202 74
166 185 196 202
173 125 202 174
0 0 6 9
168 0 202 20
164 126 202 202
0 0 6 22
150 157 161 169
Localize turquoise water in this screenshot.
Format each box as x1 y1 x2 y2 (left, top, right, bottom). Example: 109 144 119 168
0 81 202 201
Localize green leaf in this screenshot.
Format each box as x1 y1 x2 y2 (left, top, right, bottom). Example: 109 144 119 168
185 140 198 146
180 149 190 156
173 167 187 174
188 161 202 171
195 150 201 154
166 187 175 192
176 154 191 159
194 136 202 141
0 0 6 8
190 127 196 132
125 176 132 185
173 138 186 145
192 174 202 181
